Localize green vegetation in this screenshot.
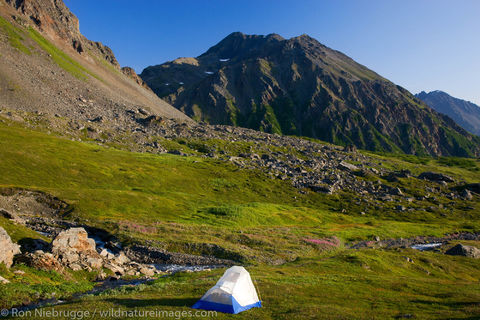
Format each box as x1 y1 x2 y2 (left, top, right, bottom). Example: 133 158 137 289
226 99 240 126
12 250 480 319
0 117 479 318
440 127 480 158
438 156 479 171
0 262 97 309
0 216 49 244
27 27 99 81
0 16 31 54
0 16 103 81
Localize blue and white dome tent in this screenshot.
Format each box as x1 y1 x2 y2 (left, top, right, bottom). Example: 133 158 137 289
192 266 262 314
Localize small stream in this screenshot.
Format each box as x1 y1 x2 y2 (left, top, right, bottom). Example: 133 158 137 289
3 229 226 315
4 278 154 316
410 243 443 251
6 264 223 316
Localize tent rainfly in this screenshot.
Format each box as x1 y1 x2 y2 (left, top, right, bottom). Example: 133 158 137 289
192 266 262 314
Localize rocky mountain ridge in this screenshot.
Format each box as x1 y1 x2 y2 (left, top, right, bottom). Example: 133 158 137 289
416 90 480 136
0 0 189 126
5 0 119 66
141 32 480 157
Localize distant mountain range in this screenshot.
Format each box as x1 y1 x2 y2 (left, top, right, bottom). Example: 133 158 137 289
416 91 480 136
141 32 480 157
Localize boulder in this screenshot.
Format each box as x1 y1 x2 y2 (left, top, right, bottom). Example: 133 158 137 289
383 173 398 182
139 265 156 277
461 183 480 194
51 228 97 256
16 250 64 272
100 249 115 259
0 227 21 268
338 161 358 172
343 145 357 153
86 257 103 269
104 263 125 275
0 275 9 284
461 189 473 200
0 208 24 224
389 187 403 196
113 252 130 265
51 228 103 270
308 184 334 194
445 244 480 258
418 172 454 183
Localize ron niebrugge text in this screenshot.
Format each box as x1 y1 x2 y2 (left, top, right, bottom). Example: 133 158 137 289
6 308 217 319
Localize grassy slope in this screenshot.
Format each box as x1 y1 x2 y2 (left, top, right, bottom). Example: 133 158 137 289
47 251 480 320
0 117 479 318
0 15 97 81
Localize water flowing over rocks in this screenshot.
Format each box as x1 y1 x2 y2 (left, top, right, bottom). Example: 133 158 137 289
350 232 480 250
15 227 228 277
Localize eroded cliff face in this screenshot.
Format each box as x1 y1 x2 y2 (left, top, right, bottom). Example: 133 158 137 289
0 0 190 122
121 67 151 90
5 0 119 67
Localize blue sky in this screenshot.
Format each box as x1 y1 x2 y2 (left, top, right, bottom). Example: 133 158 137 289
64 0 480 104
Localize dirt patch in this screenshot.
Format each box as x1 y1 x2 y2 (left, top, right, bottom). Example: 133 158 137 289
0 187 72 219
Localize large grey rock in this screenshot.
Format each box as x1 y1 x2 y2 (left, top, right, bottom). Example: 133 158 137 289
0 227 21 268
418 172 454 183
338 161 358 172
445 244 480 258
461 189 473 200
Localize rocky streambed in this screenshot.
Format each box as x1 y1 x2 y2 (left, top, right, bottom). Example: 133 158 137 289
17 223 232 279
0 187 234 278
350 232 480 258
1 219 229 314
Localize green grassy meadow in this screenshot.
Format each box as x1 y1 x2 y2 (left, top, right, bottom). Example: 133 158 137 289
0 117 479 319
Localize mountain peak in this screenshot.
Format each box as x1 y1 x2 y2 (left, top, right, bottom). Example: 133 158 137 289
224 31 247 40
292 33 314 41
223 32 284 41
265 33 285 41
142 31 480 157
201 31 284 58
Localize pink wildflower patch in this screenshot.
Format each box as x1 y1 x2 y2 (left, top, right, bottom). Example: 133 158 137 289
119 220 157 234
304 236 340 247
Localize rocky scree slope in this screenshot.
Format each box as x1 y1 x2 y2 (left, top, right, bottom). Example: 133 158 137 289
416 90 480 136
141 32 480 157
7 107 479 209
0 0 189 124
